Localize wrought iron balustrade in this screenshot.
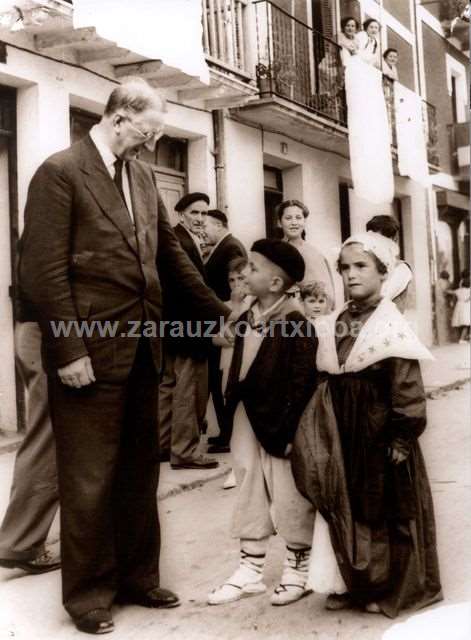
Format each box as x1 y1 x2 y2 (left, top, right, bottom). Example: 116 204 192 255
423 100 439 167
202 0 248 73
383 78 440 167
253 0 347 125
448 120 470 174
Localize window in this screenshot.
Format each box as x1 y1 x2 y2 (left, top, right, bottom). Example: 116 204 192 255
338 182 351 242
264 166 283 238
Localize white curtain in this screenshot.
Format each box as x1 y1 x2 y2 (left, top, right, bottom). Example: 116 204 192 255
395 82 429 186
344 55 394 205
73 0 209 84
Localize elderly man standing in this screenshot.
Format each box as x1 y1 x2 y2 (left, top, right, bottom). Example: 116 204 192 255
19 79 229 634
158 193 219 470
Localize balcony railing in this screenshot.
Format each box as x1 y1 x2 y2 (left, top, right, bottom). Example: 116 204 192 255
253 0 347 125
448 121 470 175
423 100 440 167
383 77 439 167
202 0 248 73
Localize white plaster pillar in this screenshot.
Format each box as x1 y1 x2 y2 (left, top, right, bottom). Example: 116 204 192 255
16 79 70 231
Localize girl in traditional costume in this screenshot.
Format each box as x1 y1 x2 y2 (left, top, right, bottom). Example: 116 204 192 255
292 231 442 618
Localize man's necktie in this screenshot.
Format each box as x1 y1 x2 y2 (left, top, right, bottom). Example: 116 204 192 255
113 158 128 208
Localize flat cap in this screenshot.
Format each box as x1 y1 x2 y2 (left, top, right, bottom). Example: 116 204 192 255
251 238 305 283
175 192 210 212
207 208 228 225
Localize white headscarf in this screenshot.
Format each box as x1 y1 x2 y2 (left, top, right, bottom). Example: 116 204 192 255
341 231 398 273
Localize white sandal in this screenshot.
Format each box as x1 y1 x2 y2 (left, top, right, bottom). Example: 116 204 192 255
208 565 266 605
270 583 312 606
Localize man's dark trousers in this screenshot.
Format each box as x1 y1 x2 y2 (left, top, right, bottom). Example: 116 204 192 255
48 338 160 618
208 344 231 445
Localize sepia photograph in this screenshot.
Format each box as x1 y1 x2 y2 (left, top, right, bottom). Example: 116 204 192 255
0 1 469 638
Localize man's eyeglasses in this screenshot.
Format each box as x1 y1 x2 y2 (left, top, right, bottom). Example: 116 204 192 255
123 117 164 142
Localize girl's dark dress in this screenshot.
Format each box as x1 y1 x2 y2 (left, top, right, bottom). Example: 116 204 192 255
292 300 442 618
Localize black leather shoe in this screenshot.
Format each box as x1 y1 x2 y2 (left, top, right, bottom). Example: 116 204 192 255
207 436 228 446
171 455 219 470
73 609 114 635
0 549 61 574
116 586 181 609
325 593 353 611
207 444 230 454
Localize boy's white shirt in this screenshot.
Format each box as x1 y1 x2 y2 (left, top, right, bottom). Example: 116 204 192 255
238 295 287 381
220 294 288 393
314 297 433 374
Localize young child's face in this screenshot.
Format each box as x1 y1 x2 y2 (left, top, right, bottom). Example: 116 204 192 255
303 294 329 318
228 267 249 293
246 252 281 298
339 244 386 301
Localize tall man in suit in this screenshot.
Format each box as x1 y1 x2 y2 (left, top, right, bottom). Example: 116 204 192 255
158 193 219 470
203 209 246 452
19 79 229 634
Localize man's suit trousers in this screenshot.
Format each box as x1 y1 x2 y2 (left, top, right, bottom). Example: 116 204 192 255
0 322 58 560
48 337 160 618
158 350 208 463
207 344 232 444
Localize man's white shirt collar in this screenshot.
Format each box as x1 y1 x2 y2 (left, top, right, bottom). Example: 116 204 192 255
89 125 135 223
89 125 117 178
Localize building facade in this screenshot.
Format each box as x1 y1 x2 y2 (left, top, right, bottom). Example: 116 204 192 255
0 0 469 432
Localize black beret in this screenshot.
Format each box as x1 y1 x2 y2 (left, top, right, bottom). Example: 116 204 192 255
207 208 228 225
175 192 210 212
251 238 305 283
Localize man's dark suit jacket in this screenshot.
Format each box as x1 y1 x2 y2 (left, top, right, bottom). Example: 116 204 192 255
19 135 228 380
225 301 318 458
205 233 247 302
162 223 213 360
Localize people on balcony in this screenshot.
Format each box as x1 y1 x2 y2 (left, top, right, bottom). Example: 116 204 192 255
382 48 399 81
275 200 335 303
337 16 359 66
355 18 382 69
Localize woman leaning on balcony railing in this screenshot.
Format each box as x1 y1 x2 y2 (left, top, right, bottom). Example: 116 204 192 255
337 16 359 66
382 48 399 82
355 18 382 70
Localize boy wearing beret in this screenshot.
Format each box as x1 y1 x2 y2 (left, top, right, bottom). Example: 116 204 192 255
208 239 318 607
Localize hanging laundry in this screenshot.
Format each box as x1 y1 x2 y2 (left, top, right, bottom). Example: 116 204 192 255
344 55 394 204
395 82 429 186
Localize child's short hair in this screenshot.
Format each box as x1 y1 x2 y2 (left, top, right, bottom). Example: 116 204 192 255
228 256 248 274
300 281 334 309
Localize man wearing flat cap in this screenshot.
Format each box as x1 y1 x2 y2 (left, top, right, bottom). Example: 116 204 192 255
203 209 246 453
159 192 219 469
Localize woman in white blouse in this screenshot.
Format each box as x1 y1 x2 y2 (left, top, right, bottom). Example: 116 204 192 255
337 16 359 65
355 18 382 69
276 200 335 302
382 48 399 81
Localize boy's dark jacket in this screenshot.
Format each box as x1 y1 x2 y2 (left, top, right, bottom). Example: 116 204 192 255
225 298 318 458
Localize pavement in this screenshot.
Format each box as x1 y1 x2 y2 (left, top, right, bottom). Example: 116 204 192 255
0 341 469 640
0 342 469 502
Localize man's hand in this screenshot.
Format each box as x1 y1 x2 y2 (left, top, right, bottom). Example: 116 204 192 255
230 284 246 306
389 446 407 465
221 318 236 346
58 356 95 388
